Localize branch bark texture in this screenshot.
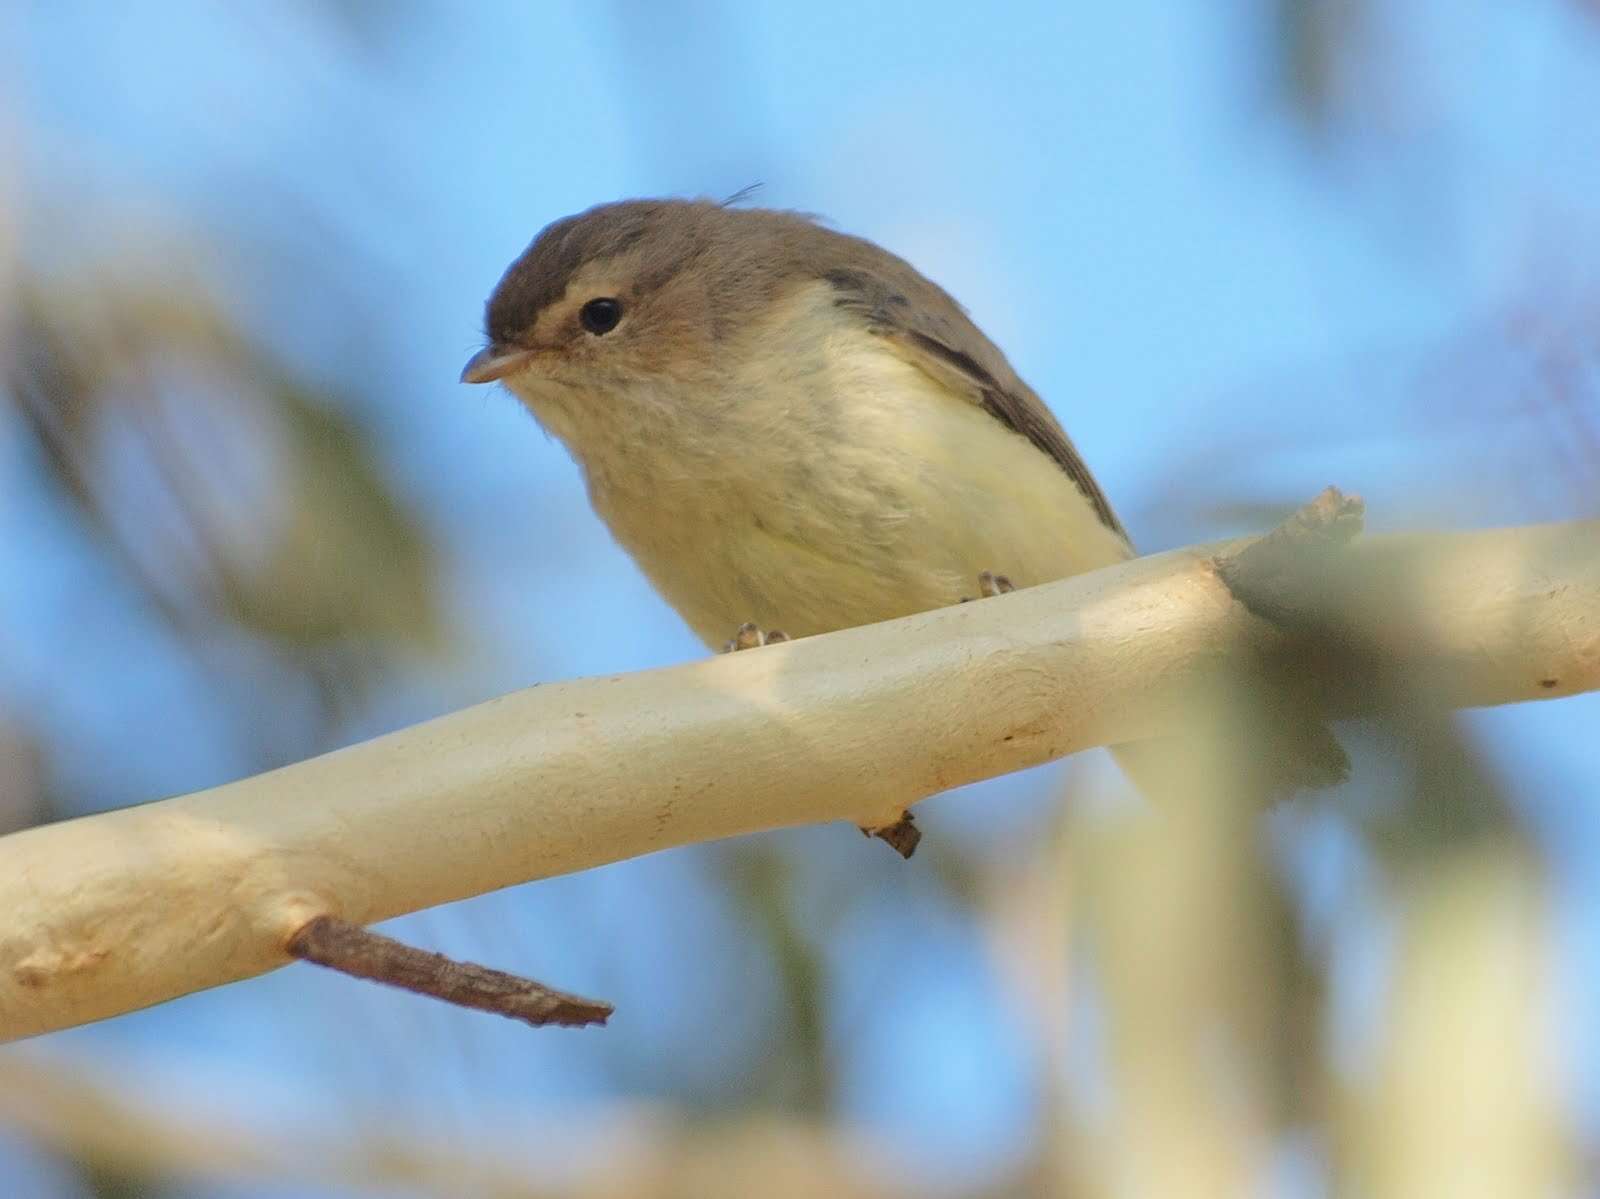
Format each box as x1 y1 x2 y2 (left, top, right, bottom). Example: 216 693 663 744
2 516 1595 1040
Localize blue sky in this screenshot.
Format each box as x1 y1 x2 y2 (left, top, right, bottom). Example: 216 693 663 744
3 2 1598 1194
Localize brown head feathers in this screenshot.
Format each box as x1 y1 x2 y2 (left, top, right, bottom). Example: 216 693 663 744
476 198 1125 537
483 199 887 347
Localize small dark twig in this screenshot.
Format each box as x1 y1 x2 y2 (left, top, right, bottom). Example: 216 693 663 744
1214 486 1366 628
865 812 922 858
287 915 612 1029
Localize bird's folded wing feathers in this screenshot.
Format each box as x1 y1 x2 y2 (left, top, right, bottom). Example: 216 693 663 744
821 264 1129 544
821 257 1348 797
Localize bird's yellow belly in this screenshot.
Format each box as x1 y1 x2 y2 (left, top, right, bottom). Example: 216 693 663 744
589 337 1131 649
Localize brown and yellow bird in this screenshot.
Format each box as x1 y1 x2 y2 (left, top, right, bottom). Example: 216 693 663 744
462 199 1320 855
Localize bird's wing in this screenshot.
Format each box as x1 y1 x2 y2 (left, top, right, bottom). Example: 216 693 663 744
821 264 1129 544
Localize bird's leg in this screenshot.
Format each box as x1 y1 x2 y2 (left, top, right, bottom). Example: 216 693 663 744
862 570 1017 857
720 572 1016 860
722 618 922 859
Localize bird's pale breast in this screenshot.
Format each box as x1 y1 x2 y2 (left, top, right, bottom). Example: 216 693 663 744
558 284 1133 648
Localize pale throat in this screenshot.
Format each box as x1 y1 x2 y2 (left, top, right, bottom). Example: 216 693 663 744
507 283 848 494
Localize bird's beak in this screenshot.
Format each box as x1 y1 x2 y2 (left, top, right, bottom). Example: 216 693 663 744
460 344 538 384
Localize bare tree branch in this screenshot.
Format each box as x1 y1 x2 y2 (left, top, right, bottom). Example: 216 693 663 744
1 499 1595 1040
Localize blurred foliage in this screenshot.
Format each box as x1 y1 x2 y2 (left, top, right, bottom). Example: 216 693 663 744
4 261 446 794
722 846 832 1116
1266 0 1375 133
9 272 441 650
0 721 46 835
0 2 1596 1198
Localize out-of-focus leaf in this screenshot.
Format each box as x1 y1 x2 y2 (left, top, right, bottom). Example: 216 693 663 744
1261 0 1372 132
212 384 441 649
722 844 832 1117
6 266 445 668
0 720 46 834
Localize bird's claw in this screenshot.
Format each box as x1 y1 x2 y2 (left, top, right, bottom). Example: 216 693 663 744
723 621 791 653
960 570 1015 603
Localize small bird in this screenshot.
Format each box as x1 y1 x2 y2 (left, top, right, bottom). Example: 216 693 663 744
461 198 1142 855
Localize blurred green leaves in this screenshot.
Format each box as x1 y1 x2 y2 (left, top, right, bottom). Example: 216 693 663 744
216 384 438 649
5 256 447 777
1266 0 1373 134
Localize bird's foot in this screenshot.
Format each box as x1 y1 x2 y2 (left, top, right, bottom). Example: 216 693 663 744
959 570 1015 602
722 621 791 653
861 811 921 859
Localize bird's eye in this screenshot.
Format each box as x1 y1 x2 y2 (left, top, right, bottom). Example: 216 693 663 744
579 297 623 335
